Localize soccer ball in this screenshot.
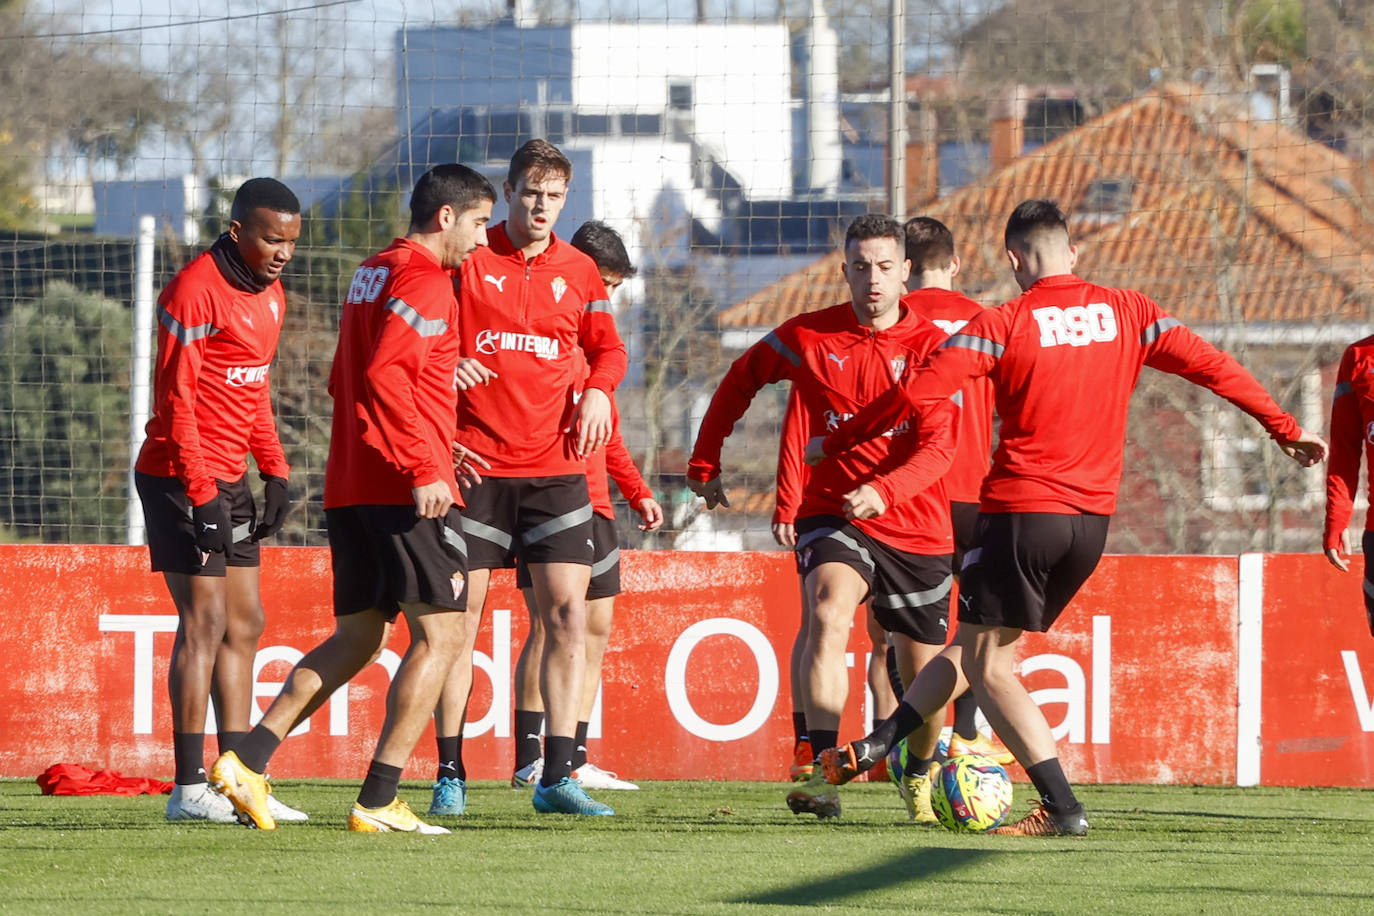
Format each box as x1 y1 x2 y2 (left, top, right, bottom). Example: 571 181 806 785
931 754 1013 832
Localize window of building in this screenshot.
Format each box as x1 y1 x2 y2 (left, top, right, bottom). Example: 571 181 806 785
1082 176 1135 216
669 83 693 111
619 113 662 136
573 113 611 135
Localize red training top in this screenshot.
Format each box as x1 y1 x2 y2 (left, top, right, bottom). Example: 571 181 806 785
323 238 465 509
1324 335 1374 550
587 398 654 519
900 287 995 504
690 302 959 555
456 223 627 477
135 249 289 506
824 274 1301 515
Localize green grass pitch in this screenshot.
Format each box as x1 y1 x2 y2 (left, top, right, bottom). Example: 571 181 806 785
3 778 1373 913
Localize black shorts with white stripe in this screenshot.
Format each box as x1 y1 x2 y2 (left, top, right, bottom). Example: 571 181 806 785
517 512 621 599
135 471 258 576
325 504 468 619
461 474 595 571
794 514 953 645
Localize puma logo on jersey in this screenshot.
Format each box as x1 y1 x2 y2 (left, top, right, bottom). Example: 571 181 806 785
826 353 849 369
484 274 507 292
932 318 968 335
239 312 254 329
1032 304 1118 348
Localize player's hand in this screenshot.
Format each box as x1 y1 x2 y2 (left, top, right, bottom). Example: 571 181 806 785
687 475 730 509
412 480 454 519
635 497 665 531
1281 429 1328 468
804 436 828 467
192 494 231 560
1325 530 1351 572
772 522 796 547
573 387 612 456
842 484 887 520
452 441 491 489
455 357 497 390
251 474 290 542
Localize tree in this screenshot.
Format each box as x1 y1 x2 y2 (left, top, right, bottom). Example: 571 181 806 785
0 282 132 542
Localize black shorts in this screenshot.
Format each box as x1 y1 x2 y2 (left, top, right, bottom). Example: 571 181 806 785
135 471 258 577
1361 532 1374 637
950 501 979 573
516 513 621 599
325 505 468 619
958 511 1109 633
795 515 953 645
461 475 595 570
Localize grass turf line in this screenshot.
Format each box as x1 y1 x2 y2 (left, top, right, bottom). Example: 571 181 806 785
3 779 1373 913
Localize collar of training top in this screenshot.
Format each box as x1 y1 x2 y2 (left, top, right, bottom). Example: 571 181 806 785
210 233 270 294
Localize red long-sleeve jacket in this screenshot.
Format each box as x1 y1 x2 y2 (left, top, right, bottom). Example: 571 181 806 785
824 275 1301 515
323 238 465 509
456 224 627 477
134 250 289 506
587 398 654 519
901 288 995 504
690 302 959 555
774 386 809 526
1325 336 1374 550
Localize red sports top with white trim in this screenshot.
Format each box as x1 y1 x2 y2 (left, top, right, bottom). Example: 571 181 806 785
1324 335 1374 550
323 238 465 509
134 249 289 506
690 302 959 555
456 223 627 477
824 274 1301 516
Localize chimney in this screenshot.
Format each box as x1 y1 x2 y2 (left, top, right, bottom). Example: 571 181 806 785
905 105 939 208
990 84 1027 171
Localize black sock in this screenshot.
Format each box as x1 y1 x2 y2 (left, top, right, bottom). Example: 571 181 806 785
217 730 250 757
1025 759 1082 817
884 644 904 698
235 725 282 775
436 736 463 781
952 689 979 740
792 712 809 747
856 701 926 764
809 729 839 757
357 760 403 809
541 735 576 786
572 721 590 770
513 709 544 769
173 732 206 785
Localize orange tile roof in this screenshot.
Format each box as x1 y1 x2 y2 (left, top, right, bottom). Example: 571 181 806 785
719 82 1374 329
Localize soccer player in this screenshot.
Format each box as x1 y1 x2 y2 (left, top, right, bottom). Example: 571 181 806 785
688 214 961 820
805 199 1327 836
1322 333 1374 637
431 140 628 817
506 221 663 793
208 164 496 833
133 177 307 824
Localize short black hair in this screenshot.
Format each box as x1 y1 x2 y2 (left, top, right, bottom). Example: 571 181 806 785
903 216 956 272
1004 199 1070 250
844 213 905 251
409 163 497 230
570 221 636 279
230 178 299 223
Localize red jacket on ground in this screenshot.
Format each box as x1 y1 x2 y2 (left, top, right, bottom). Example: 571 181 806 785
456 224 627 477
1325 335 1374 550
691 302 959 555
824 274 1301 516
901 287 995 505
135 249 289 506
324 238 465 509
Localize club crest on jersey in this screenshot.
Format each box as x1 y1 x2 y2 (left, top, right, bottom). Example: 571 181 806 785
269 300 279 323
551 276 568 303
451 571 466 601
890 358 907 381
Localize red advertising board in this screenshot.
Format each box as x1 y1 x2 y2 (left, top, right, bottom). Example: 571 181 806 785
0 546 1367 786
1259 554 1374 787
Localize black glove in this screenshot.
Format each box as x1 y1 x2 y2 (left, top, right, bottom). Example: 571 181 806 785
252 475 290 542
192 495 231 555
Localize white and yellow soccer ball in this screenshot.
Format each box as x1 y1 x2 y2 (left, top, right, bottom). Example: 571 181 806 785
931 754 1013 832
